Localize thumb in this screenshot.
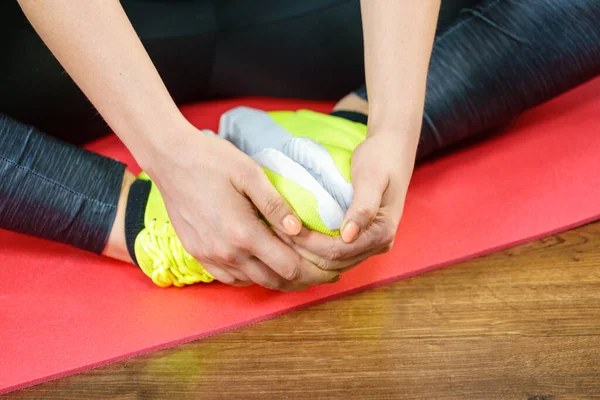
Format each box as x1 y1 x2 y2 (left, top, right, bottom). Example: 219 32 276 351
238 165 303 236
342 170 387 243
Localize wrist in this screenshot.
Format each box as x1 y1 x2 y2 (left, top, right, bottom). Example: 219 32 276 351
133 114 201 177
368 97 423 131
367 114 422 146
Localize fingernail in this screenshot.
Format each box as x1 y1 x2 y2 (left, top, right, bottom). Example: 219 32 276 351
341 220 360 243
329 275 342 284
282 214 302 235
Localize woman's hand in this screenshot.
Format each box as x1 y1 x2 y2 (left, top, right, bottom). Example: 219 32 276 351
144 123 341 291
287 129 418 272
284 0 439 273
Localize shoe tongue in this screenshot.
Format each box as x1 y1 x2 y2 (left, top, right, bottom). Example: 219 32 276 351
217 106 291 156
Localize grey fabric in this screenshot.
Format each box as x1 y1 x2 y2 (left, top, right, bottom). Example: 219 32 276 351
0 115 125 253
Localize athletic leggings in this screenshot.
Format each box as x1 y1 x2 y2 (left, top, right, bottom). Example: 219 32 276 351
1 0 599 253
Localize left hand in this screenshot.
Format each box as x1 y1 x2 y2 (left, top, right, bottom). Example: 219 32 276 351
286 129 418 272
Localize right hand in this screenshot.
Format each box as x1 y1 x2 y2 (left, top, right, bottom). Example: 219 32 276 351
142 122 341 291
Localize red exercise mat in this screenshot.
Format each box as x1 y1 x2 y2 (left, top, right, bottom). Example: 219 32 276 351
1 78 600 394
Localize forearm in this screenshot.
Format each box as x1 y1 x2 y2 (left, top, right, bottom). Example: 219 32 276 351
17 0 192 168
360 0 440 141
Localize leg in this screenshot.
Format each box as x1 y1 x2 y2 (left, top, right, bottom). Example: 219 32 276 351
0 114 133 263
0 115 218 287
336 0 600 161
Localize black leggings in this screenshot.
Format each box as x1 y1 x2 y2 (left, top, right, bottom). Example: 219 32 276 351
1 0 366 145
356 0 600 159
1 0 599 253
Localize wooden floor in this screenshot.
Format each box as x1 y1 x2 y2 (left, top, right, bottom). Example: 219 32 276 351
4 222 600 400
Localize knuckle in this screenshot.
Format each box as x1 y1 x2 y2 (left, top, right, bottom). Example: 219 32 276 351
324 245 343 262
216 247 238 265
219 274 238 286
314 257 332 271
238 161 260 182
262 194 285 218
378 228 396 246
354 206 378 223
247 162 263 178
230 227 252 249
281 258 302 281
186 244 207 262
203 265 236 285
195 243 219 262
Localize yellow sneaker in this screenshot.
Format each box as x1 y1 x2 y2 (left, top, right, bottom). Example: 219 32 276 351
217 107 367 236
128 108 367 287
129 173 214 287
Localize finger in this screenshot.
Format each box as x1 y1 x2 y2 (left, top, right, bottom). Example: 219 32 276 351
292 243 384 272
237 256 298 291
236 165 302 236
342 170 388 243
291 228 376 261
277 226 376 276
237 256 284 290
249 223 340 286
202 263 246 287
221 265 253 286
330 244 392 274
273 226 295 247
336 245 390 272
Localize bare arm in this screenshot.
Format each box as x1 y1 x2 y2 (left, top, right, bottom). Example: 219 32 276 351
360 0 440 140
17 0 186 166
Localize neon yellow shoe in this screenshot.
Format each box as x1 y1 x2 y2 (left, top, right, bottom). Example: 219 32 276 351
128 173 214 287
128 108 366 287
216 107 367 236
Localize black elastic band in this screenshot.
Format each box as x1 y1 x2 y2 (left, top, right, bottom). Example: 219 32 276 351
124 179 152 266
329 110 368 125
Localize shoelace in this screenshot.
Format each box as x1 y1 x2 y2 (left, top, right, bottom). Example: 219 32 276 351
140 219 213 287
